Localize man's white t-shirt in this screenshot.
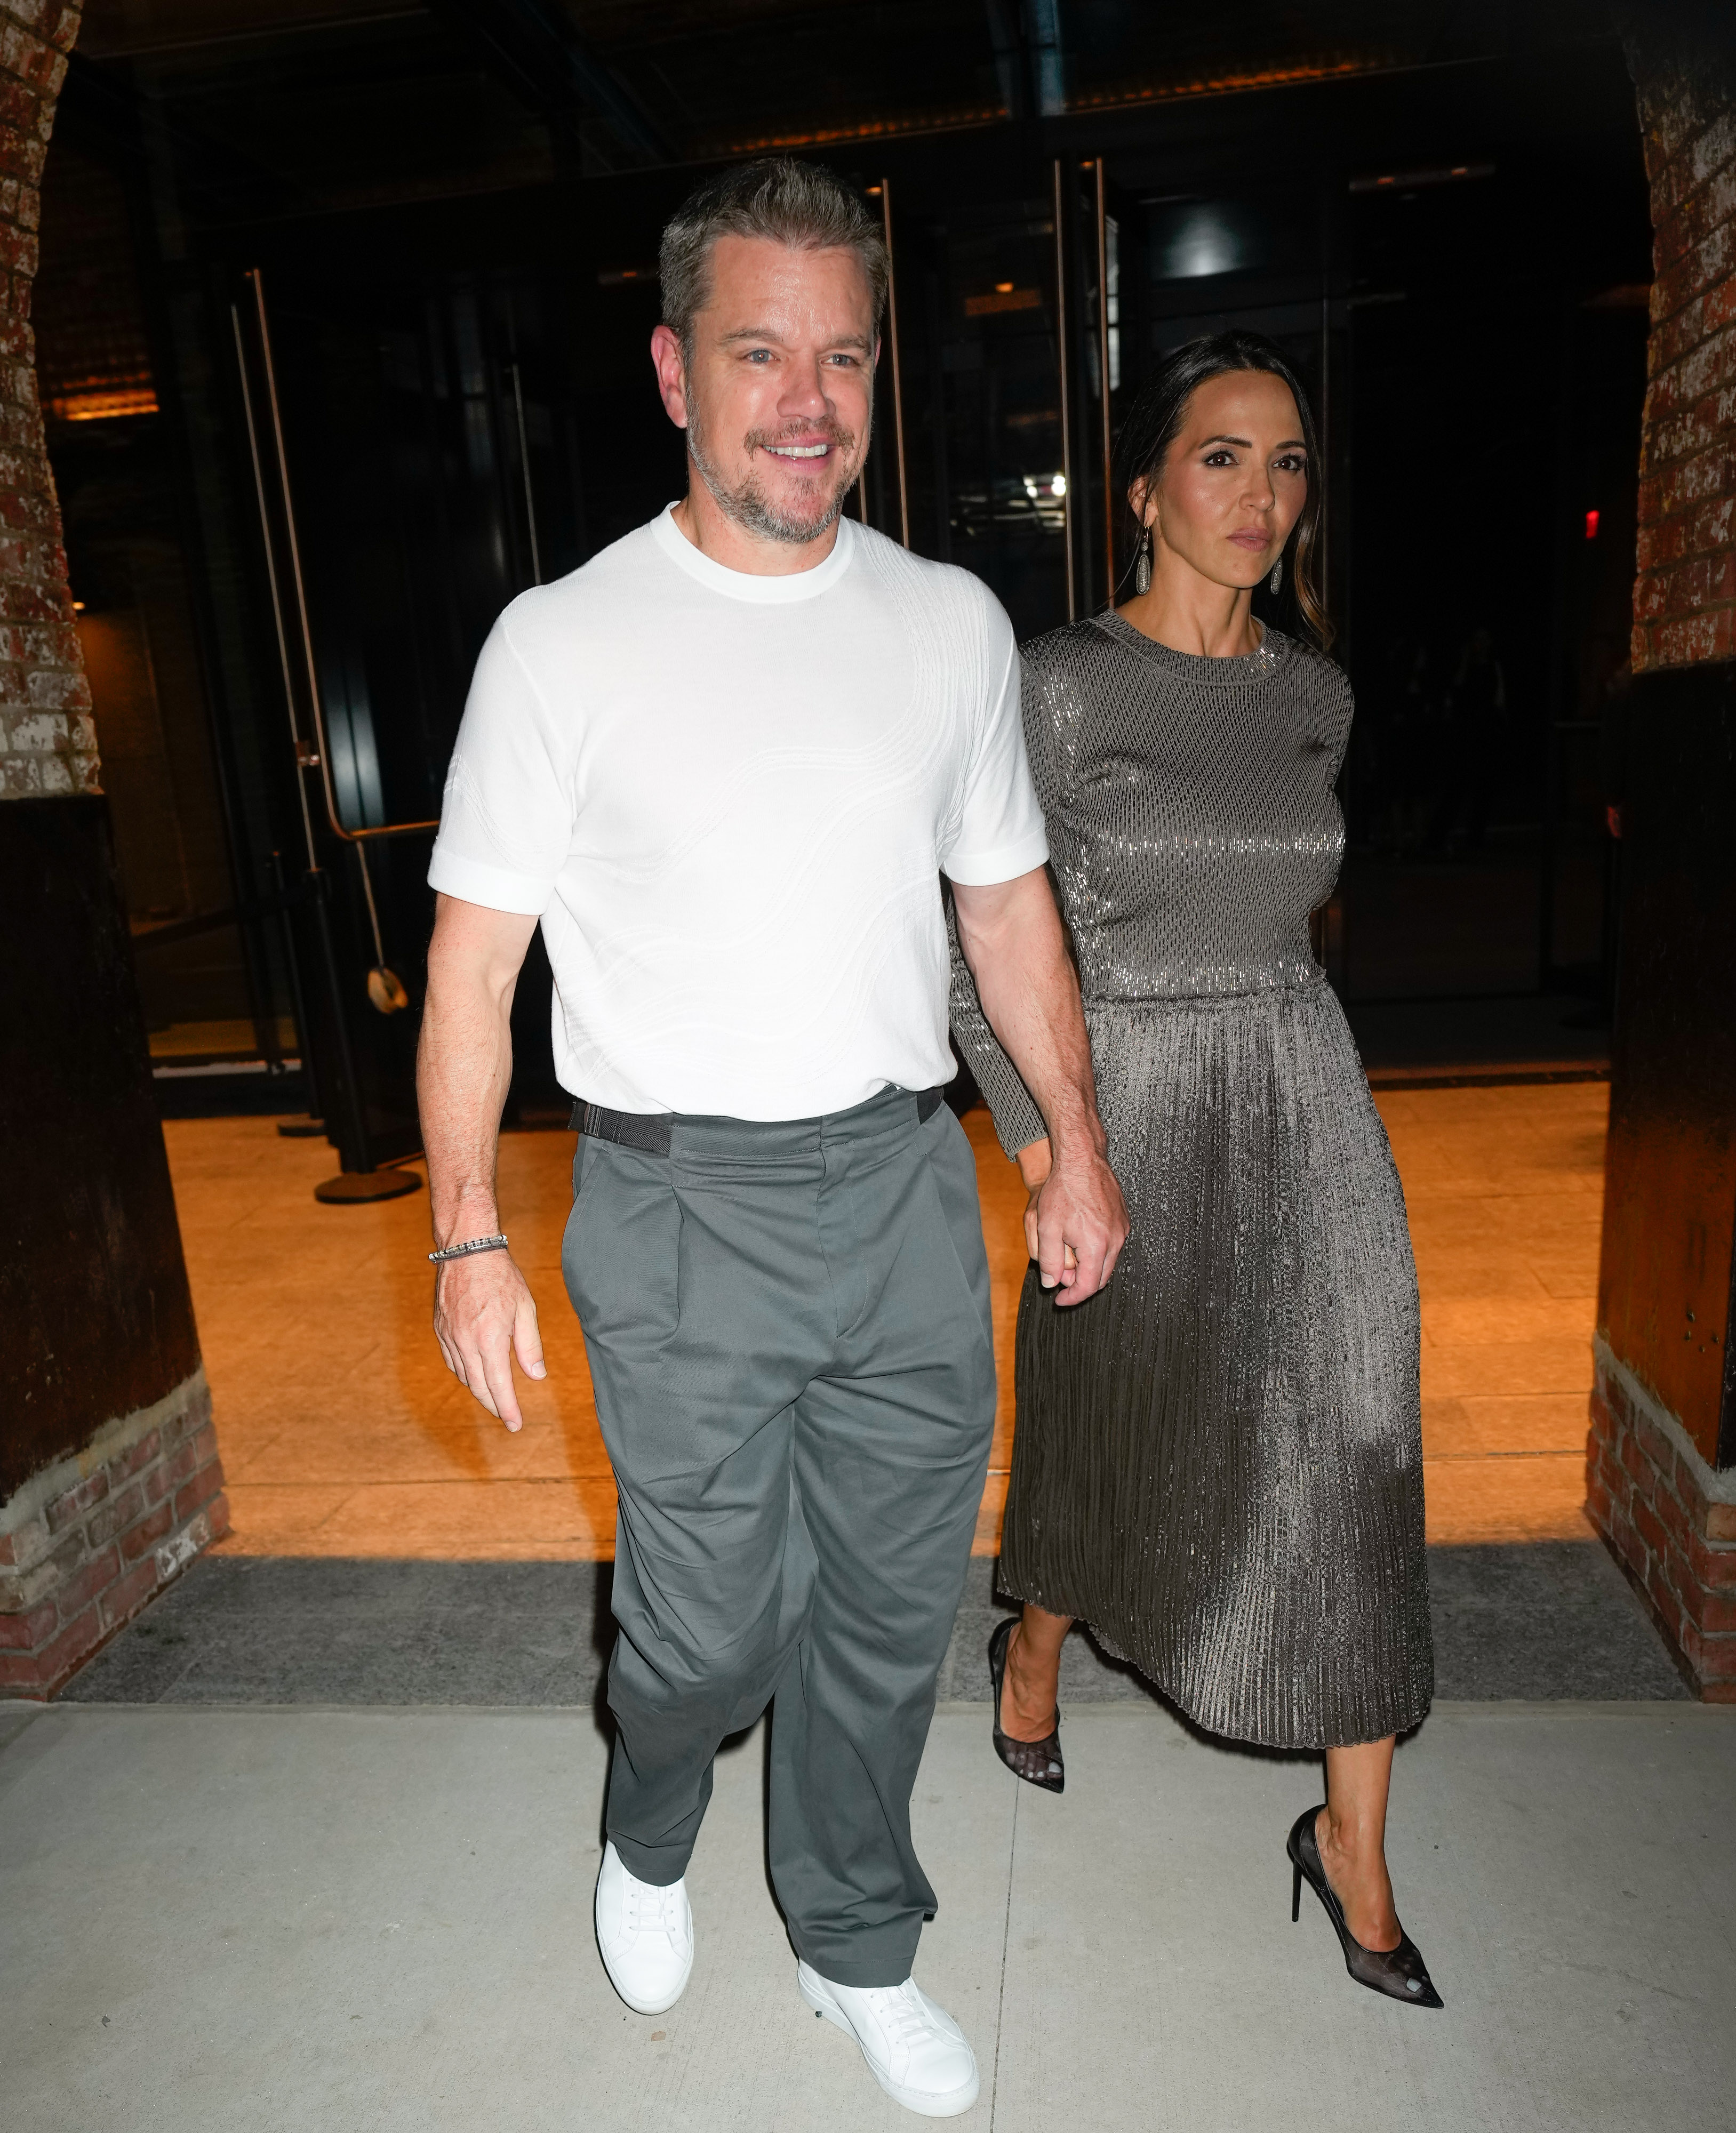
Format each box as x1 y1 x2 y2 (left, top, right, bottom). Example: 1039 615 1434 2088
428 506 1047 1120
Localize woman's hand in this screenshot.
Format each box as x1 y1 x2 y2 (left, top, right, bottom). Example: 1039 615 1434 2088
1016 1137 1068 1269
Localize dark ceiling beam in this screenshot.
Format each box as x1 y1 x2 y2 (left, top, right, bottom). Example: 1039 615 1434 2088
1024 0 1066 117
983 0 1067 124
433 0 675 169
983 0 1027 121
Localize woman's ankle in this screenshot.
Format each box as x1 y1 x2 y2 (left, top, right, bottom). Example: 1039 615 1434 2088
1005 1621 1061 1720
1315 1811 1400 1948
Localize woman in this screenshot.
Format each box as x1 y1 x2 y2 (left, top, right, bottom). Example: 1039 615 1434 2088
951 331 1439 2008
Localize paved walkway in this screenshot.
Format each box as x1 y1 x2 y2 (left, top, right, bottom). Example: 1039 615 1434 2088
3 1698 1730 2132
165 1081 1607 1561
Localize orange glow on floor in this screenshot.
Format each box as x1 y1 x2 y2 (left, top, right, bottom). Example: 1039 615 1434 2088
1379 1082 1606 1544
176 1082 1604 1563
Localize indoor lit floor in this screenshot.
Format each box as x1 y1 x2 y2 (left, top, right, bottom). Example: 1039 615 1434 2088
164 1082 1610 1563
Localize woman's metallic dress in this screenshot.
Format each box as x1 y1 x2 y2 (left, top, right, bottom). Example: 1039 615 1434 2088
952 613 1433 1749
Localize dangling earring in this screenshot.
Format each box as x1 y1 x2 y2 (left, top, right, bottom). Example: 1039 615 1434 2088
1269 556 1284 596
1135 527 1152 596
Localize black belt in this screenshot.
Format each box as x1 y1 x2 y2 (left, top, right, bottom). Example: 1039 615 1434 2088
571 1086 944 1157
570 1101 674 1156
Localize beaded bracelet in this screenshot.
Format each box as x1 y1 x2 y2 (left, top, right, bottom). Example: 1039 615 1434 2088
428 1233 509 1265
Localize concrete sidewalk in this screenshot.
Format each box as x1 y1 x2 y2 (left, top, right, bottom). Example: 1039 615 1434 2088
2 1700 1731 2132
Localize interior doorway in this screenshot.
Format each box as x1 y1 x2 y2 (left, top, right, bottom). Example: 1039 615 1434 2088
39 138 284 1072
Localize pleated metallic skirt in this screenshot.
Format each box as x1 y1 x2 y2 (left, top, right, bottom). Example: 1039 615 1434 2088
999 977 1434 1750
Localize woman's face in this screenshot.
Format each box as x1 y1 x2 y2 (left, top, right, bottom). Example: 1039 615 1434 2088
1133 368 1309 592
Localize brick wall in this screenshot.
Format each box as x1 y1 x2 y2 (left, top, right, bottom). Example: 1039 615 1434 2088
0 0 96 799
0 0 224 1698
1630 23 1736 672
0 1372 228 1696
1588 1337 1736 1701
1590 7 1736 1703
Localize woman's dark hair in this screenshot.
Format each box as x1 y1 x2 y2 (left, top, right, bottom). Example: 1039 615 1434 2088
1115 330 1333 651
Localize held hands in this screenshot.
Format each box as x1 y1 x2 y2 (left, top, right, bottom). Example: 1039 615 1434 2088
1016 1134 1129 1305
433 1247 546 1431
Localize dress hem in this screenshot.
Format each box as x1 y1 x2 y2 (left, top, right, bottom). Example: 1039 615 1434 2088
994 1567 1435 1753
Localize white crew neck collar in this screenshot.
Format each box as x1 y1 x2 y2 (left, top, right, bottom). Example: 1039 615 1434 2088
650 502 857 604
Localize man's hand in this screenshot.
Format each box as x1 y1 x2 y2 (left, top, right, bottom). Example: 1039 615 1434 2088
418 893 542 1431
1015 1134 1126 1304
433 1249 546 1431
953 867 1129 1307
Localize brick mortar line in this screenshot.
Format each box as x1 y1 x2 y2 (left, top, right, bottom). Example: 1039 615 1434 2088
1587 1354 1736 1690
1594 1334 1736 1507
0 1501 231 1694
0 1367 211 1537
1 1445 226 1612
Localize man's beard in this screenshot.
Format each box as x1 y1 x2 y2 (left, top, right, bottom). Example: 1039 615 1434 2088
687 411 862 544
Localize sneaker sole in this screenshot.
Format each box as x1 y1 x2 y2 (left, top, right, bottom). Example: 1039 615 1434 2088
598 1957 692 2018
798 1969 980 2118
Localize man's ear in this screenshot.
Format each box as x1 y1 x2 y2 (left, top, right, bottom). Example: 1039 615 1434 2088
650 323 689 430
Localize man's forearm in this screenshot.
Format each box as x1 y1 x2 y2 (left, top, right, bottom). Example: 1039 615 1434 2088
417 905 526 1246
954 872 1103 1158
417 896 545 1424
954 867 1126 1300
418 985 513 1246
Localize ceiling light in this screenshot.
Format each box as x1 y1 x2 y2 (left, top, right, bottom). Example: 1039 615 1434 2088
1348 162 1494 195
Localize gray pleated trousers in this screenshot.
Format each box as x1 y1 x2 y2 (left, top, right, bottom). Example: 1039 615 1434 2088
563 1085 996 1988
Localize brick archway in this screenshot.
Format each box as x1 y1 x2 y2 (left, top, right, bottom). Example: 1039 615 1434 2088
1589 4 1736 1699
1 0 226 1700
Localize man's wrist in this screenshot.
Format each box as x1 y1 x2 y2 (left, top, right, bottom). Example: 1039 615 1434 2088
1046 1112 1107 1166
433 1197 502 1252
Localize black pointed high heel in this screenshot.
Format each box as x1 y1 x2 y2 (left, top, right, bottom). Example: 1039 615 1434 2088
988 1615 1064 1793
1286 1805 1443 2008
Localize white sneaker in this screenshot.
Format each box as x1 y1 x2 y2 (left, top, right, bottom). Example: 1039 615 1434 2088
594 1841 693 2015
798 1960 980 2117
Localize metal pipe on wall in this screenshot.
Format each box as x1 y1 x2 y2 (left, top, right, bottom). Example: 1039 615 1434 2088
877 179 910 548
246 268 439 848
508 360 543 587
231 302 319 878
1095 157 1115 601
234 273 425 1193
1318 288 1331 603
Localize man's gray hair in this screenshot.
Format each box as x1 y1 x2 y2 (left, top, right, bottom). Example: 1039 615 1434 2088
660 157 889 355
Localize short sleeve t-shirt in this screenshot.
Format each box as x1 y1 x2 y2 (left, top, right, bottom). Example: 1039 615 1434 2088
428 507 1047 1121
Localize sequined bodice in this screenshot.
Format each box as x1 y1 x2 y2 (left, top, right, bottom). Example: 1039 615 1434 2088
1026 613 1350 1002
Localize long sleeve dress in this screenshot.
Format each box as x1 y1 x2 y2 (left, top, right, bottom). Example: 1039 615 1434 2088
951 612 1433 1750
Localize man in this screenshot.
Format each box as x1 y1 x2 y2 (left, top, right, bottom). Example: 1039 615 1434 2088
418 157 1125 2119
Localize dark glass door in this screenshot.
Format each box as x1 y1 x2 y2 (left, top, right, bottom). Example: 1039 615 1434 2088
873 156 1128 640
234 266 588 1150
